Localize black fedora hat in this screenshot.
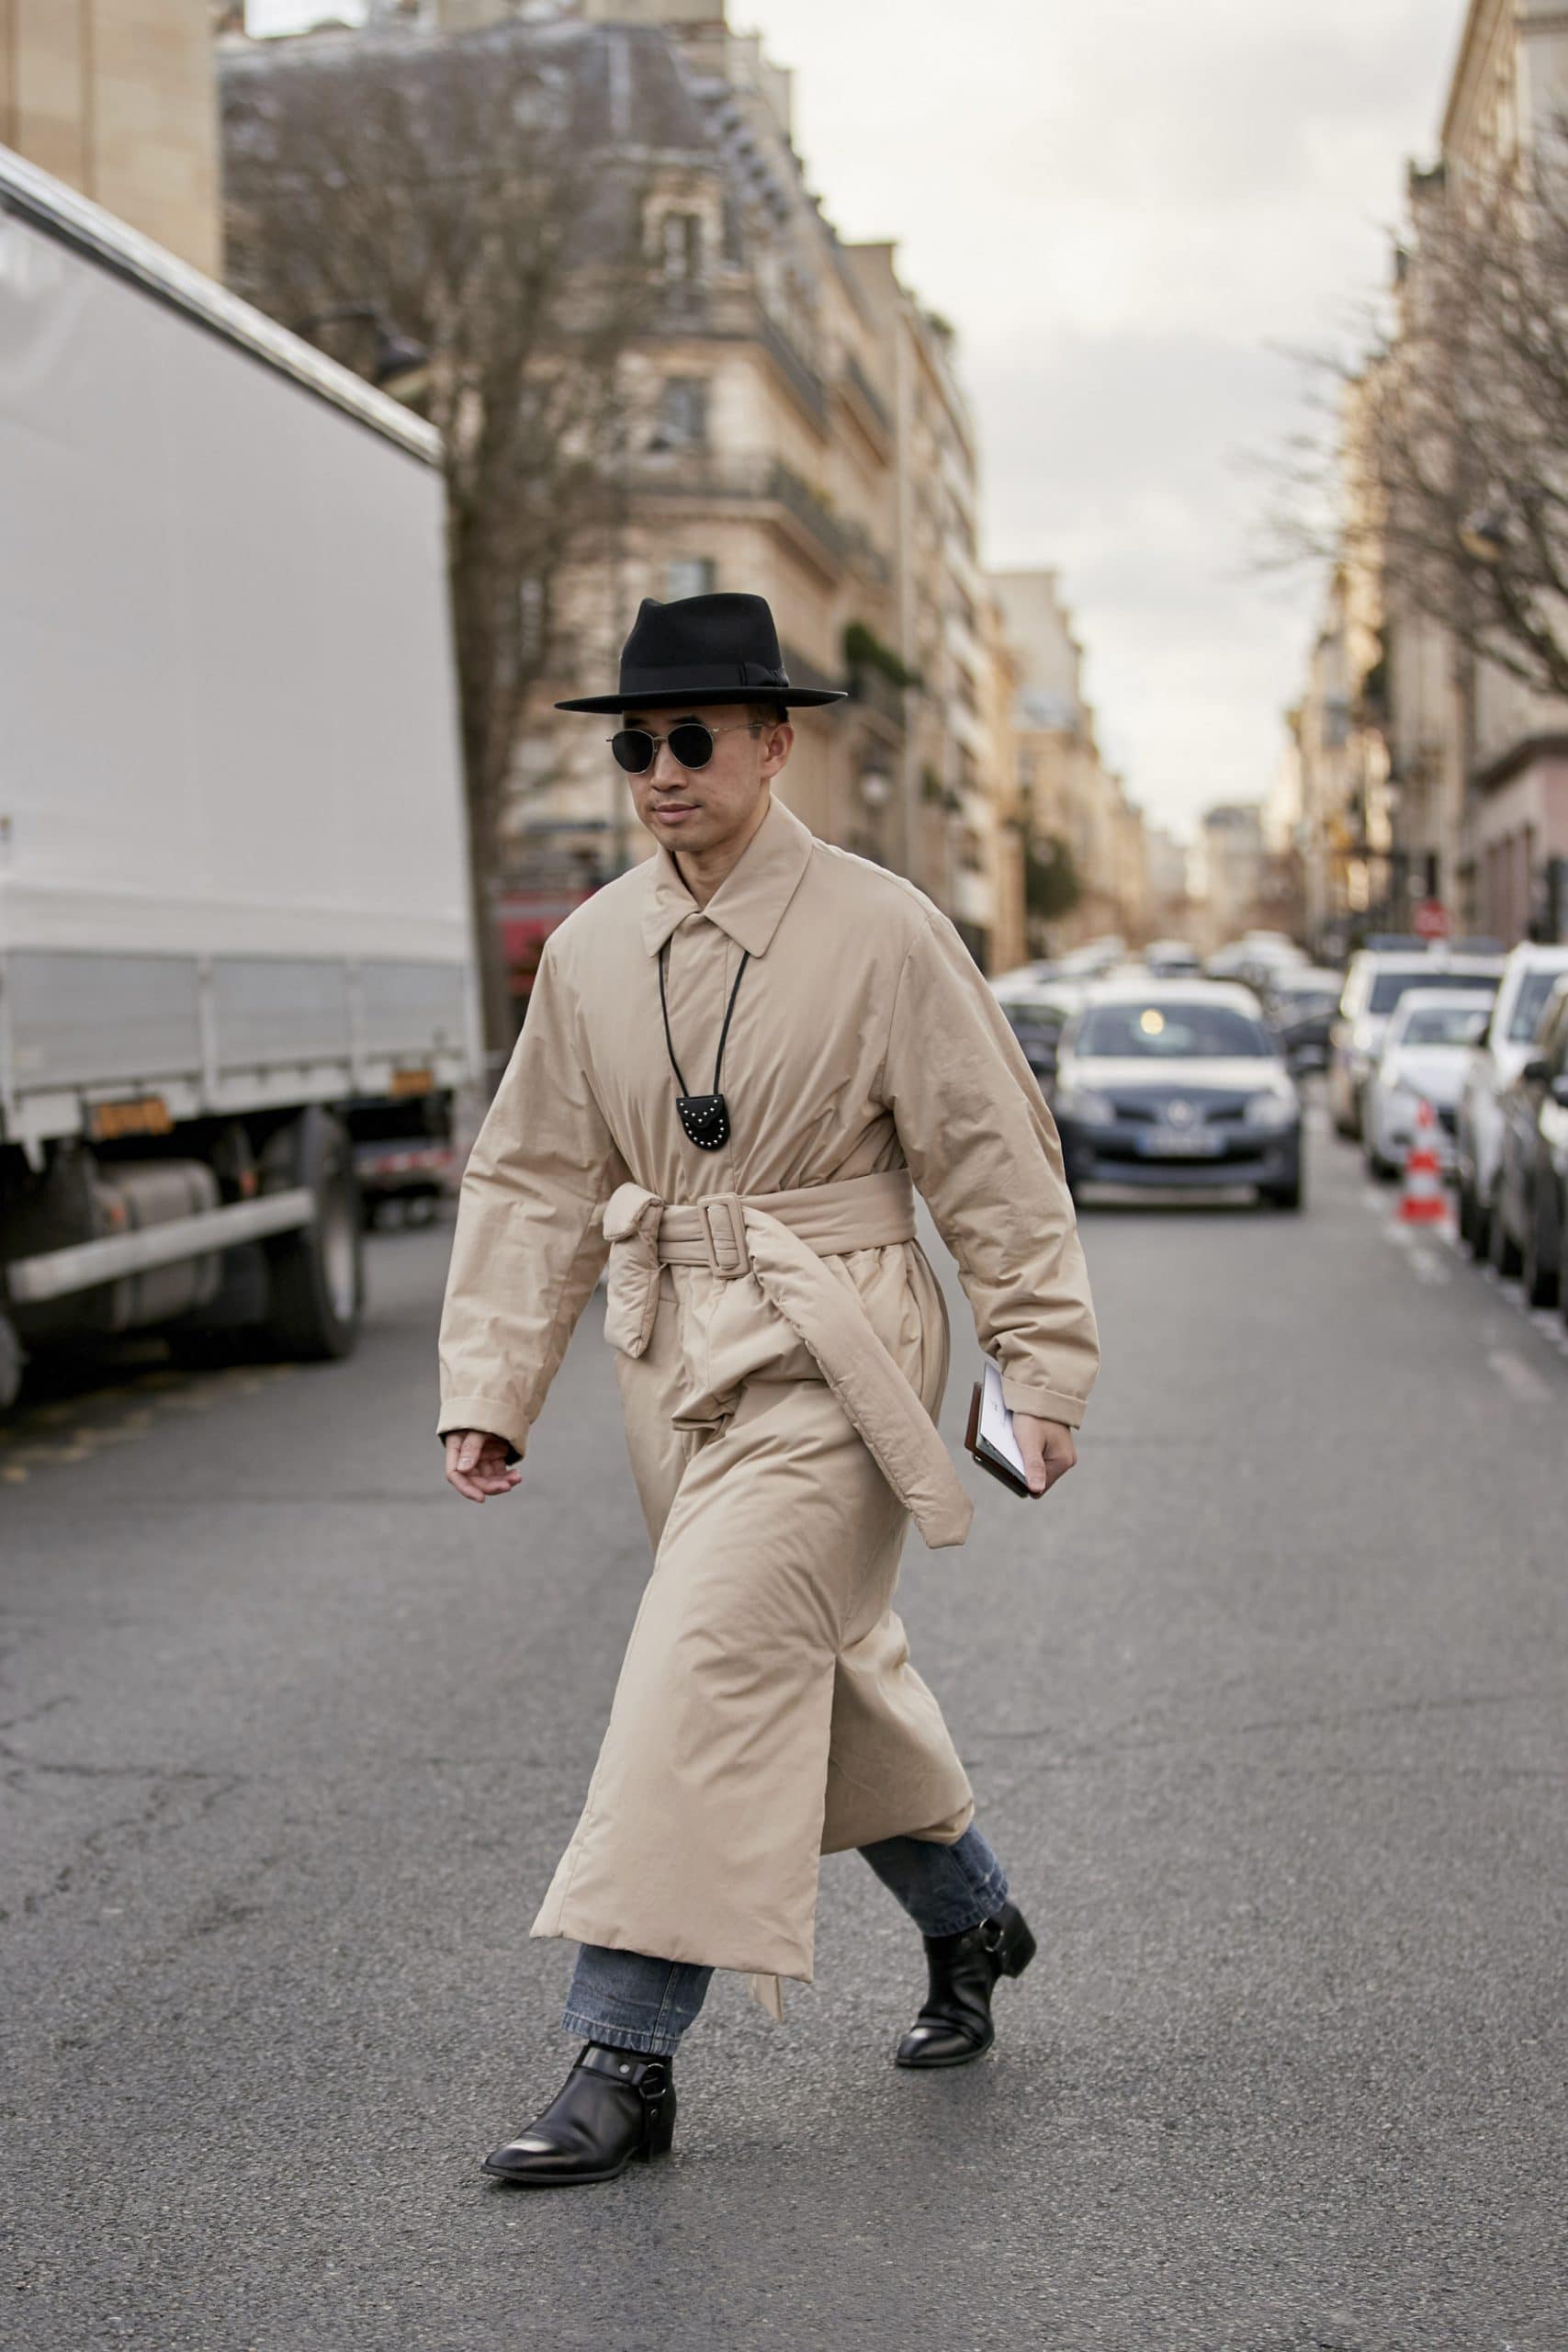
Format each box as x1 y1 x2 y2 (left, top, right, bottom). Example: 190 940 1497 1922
554 591 847 714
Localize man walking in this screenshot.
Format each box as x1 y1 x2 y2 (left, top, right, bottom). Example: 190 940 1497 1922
438 591 1100 2187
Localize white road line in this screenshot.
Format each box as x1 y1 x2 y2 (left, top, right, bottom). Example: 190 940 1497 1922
1487 1348 1553 1403
1337 1136 1568 1367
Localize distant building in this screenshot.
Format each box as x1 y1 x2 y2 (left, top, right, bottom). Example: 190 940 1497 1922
222 0 1050 978
1198 803 1267 947
0 0 221 274
1292 0 1568 949
988 569 1148 955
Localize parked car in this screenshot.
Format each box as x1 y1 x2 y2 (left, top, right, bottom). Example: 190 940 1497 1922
991 959 1064 1003
1328 950 1504 1138
1052 980 1303 1208
1361 992 1491 1180
995 980 1083 1094
1487 975 1568 1309
1144 939 1203 978
1454 943 1568 1258
1260 967 1344 1072
1206 944 1306 1000
1057 937 1126 979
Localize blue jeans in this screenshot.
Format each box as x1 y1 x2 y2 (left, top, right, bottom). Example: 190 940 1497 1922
560 1822 1011 2058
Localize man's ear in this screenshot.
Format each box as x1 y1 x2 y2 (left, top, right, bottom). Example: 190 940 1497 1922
761 718 795 778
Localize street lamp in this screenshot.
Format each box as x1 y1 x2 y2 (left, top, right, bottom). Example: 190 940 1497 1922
1459 505 1508 565
859 766 893 810
292 304 431 403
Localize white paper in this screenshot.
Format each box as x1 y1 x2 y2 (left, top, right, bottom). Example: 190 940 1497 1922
979 1356 1029 1478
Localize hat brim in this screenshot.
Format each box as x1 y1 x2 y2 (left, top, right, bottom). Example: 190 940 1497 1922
553 686 848 713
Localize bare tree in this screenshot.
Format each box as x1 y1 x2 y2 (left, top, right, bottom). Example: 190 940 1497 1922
1264 130 1568 706
222 23 654 1059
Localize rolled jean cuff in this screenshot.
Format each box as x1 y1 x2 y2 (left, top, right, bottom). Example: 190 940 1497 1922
919 1861 1009 1937
559 2008 683 2059
858 1820 1011 1939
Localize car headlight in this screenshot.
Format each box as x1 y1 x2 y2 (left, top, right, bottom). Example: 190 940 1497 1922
1249 1091 1298 1130
1055 1086 1116 1125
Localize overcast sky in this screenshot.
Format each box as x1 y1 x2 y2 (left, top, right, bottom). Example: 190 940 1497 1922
250 0 1471 839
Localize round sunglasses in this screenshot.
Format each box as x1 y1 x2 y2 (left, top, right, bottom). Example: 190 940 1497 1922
608 718 765 775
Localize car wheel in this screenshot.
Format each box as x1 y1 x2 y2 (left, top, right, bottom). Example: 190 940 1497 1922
1466 1179 1491 1261
1261 1171 1303 1211
1487 1181 1523 1279
1520 1193 1561 1311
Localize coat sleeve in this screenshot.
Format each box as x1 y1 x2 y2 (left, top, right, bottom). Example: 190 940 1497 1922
880 911 1100 1427
436 933 631 1458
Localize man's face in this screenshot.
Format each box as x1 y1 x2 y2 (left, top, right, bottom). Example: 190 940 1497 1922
621 702 793 856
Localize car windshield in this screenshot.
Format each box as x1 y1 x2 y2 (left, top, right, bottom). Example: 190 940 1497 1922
1006 1003 1066 1037
1508 967 1568 1040
1369 968 1495 1013
1398 1004 1488 1046
1074 1001 1274 1059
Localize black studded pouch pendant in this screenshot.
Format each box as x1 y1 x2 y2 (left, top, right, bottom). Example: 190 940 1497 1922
675 1091 731 1152
660 938 750 1154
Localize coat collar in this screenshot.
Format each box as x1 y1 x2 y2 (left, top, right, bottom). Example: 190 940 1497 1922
639 790 815 958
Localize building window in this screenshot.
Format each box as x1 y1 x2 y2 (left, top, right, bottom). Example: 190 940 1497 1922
658 376 708 447
665 557 716 601
660 210 704 279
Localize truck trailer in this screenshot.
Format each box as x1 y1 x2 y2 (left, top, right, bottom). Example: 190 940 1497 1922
0 147 479 1408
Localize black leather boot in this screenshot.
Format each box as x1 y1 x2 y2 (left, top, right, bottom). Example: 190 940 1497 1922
894 1900 1037 2069
481 2043 676 2186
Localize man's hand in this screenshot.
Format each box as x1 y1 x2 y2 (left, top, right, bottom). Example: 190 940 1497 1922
1011 1414 1077 1499
445 1430 524 1504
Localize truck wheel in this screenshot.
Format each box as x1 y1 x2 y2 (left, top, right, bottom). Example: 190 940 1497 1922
261 1110 363 1361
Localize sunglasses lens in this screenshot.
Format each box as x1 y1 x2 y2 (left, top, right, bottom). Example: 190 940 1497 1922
611 729 655 774
667 723 716 770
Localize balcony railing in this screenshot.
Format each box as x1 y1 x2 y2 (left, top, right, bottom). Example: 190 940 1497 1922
840 350 895 442
846 662 907 728
751 306 829 429
625 449 891 584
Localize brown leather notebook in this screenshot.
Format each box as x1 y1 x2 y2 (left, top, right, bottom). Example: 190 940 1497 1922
964 1361 1033 1497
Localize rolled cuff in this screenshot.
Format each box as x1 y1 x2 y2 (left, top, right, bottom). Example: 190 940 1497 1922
436 1393 530 1464
999 1377 1087 1429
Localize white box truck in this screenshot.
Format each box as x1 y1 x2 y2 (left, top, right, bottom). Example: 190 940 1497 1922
0 148 480 1408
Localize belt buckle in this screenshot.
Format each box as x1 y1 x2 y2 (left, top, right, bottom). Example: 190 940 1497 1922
699 1192 749 1278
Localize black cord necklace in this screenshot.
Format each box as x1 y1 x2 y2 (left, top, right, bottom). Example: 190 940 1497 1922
658 936 750 1150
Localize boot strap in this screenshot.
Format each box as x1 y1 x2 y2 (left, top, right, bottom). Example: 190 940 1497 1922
576 2043 669 2098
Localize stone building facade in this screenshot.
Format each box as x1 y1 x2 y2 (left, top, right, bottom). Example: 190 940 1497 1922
0 0 220 274
1292 0 1568 951
987 568 1149 956
223 0 1053 982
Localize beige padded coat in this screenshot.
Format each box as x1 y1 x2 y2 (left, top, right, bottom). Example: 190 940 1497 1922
437 790 1099 1998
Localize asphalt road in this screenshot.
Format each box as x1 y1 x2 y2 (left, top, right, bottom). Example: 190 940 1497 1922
4 1107 1565 2350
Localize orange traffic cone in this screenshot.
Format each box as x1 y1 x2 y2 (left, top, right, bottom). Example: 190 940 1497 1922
1397 1096 1447 1225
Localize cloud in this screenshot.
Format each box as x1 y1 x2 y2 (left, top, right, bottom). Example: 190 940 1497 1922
745 0 1470 833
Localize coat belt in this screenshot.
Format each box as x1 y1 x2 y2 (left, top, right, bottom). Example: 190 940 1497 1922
598 1167 975 1552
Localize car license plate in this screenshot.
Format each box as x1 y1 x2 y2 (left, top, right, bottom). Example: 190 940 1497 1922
1140 1130 1224 1158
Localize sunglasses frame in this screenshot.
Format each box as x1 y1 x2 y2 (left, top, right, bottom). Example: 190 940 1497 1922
607 718 771 775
